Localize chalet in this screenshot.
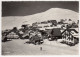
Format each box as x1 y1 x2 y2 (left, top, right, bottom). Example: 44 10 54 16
48 20 57 26
61 28 79 45
2 28 23 42
7 32 19 39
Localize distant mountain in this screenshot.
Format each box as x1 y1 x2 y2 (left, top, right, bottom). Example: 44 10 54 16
2 8 78 30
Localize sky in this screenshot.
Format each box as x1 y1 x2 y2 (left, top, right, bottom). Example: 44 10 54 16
2 1 79 17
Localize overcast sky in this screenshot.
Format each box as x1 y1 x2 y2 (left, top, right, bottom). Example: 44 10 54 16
2 1 79 17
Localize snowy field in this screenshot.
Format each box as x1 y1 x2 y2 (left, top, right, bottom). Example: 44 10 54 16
2 39 79 55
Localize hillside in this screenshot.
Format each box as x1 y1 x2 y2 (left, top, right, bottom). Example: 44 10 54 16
2 8 78 30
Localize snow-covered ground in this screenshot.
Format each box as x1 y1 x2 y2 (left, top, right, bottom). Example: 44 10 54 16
2 8 79 55
2 39 79 55
2 8 78 30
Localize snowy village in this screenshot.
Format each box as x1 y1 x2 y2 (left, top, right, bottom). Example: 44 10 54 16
2 1 79 55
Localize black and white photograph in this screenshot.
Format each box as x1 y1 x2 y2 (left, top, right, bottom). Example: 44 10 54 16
2 1 79 55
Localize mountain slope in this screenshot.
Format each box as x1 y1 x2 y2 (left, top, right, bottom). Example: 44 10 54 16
2 8 78 30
